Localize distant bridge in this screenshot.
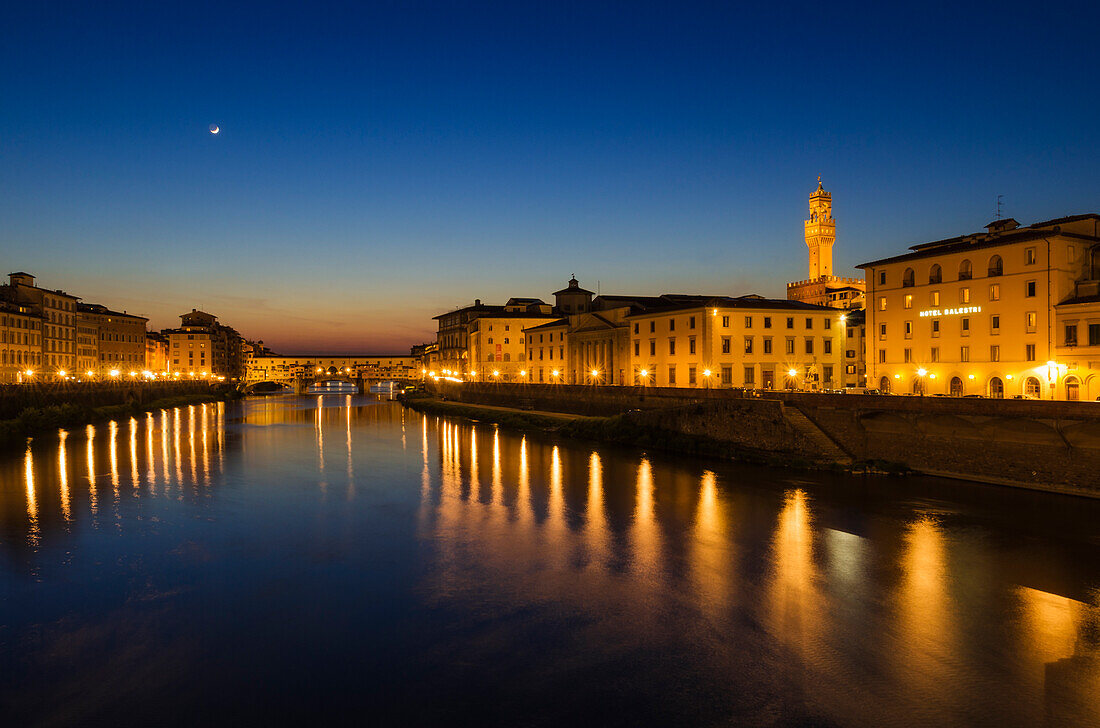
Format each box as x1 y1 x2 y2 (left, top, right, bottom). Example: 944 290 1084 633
244 355 421 394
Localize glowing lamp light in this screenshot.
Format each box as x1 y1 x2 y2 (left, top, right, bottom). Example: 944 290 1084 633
712 308 718 316
129 371 138 378
917 368 927 377
316 368 323 373
519 370 527 377
109 369 120 378
968 374 975 380
86 370 95 378
492 370 500 377
894 373 901 379
929 374 937 380
591 369 600 378
788 369 799 377
840 314 847 323
58 370 67 378
702 369 711 377
551 370 559 377
639 369 648 377
1006 374 1013 380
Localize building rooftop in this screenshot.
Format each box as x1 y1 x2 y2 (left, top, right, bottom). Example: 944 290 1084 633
858 214 1100 269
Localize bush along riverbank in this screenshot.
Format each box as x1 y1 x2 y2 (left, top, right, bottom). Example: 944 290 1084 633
0 389 241 451
399 395 892 473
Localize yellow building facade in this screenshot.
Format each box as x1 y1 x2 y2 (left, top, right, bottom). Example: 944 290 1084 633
626 298 845 390
77 304 148 376
858 214 1100 399
467 312 557 381
0 302 43 383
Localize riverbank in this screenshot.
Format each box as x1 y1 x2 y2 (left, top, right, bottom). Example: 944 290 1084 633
0 388 239 450
401 395 902 475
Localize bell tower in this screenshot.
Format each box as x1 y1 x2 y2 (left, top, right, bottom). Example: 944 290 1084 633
804 177 835 279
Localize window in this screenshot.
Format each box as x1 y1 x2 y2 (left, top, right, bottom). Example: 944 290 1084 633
959 259 972 280
879 297 887 311
879 271 886 285
878 349 887 363
689 316 696 330
824 319 831 330
930 347 939 362
929 264 942 284
669 339 676 355
1025 247 1036 265
1026 343 1036 361
721 366 732 384
846 364 856 374
763 338 772 354
650 341 656 356
990 345 1000 362
689 338 696 354
823 339 832 354
879 323 887 340
930 291 940 306
744 337 753 354
689 367 697 385
987 255 1003 277
805 339 814 355
744 366 755 386
786 338 795 355
904 321 912 338
931 319 940 337
668 366 676 385
805 317 813 329
903 348 912 363
786 317 794 329
904 294 913 309
763 317 771 329
744 316 752 328
960 287 970 304
721 337 730 354
650 321 656 333
902 268 915 287
989 283 1000 301
634 341 640 356
633 323 639 334
991 315 1000 334
1025 376 1041 397
722 316 729 327
1026 312 1037 333
961 317 970 335
960 346 969 362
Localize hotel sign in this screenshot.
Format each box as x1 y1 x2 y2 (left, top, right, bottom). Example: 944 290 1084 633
919 306 981 318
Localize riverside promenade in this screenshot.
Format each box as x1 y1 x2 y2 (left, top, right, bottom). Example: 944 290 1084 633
422 381 1100 497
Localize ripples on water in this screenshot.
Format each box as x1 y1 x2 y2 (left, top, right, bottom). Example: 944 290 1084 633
0 396 1098 726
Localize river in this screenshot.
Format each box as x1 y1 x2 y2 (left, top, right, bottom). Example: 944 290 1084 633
1 395 1098 726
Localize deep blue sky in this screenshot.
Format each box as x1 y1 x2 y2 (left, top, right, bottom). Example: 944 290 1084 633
3 1 1098 353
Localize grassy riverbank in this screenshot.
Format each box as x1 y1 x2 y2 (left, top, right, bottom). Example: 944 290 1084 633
0 390 240 450
400 395 847 471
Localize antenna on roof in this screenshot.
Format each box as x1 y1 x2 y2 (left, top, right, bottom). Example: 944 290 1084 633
995 194 1003 220
597 280 601 295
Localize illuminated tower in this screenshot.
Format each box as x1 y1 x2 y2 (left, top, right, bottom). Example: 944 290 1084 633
804 177 835 279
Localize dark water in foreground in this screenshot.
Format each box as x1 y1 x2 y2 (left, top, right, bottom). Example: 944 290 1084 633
1 396 1098 727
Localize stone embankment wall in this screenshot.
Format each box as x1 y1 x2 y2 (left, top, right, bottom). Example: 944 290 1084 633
430 381 1100 495
0 381 225 420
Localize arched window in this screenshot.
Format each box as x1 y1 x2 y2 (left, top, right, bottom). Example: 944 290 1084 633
987 255 1003 277
959 259 972 280
902 268 915 287
929 264 942 284
1025 377 1041 398
1066 376 1080 401
989 377 1004 399
879 376 891 394
950 376 964 396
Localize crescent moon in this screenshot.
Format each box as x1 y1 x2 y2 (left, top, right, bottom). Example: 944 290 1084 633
209 124 220 134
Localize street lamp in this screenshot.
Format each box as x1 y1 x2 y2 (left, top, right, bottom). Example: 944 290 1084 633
702 368 711 389
917 367 927 396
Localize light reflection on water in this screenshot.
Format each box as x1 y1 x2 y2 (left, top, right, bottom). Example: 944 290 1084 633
0 396 1098 726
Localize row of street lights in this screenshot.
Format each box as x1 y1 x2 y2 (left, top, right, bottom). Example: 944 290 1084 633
14 369 226 383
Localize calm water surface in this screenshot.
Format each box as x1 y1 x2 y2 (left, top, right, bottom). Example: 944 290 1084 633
1 396 1098 726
